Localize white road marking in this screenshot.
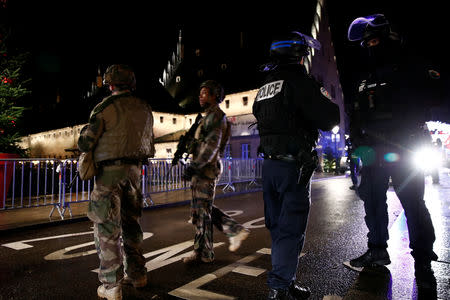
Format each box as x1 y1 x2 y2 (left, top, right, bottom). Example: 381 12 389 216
223 210 243 217
44 232 153 260
169 248 270 300
232 265 265 277
1 231 94 250
257 248 271 255
242 217 265 229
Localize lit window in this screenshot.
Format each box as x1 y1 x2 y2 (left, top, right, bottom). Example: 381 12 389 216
173 118 177 124
242 97 248 106
221 63 227 70
241 143 250 159
176 76 181 83
189 118 192 125
197 69 204 77
225 100 230 109
195 49 201 56
160 116 164 123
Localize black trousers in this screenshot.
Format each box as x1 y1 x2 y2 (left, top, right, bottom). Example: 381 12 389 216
262 159 311 289
358 146 437 262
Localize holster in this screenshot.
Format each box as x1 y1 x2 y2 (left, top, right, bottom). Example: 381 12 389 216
297 150 319 186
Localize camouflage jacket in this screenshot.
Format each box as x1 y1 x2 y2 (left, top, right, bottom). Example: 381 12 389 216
77 91 155 162
191 104 230 178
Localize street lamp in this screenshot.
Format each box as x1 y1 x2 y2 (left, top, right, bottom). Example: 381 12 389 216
332 126 339 172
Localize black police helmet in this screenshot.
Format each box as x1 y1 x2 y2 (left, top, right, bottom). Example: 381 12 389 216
270 31 321 59
348 14 399 47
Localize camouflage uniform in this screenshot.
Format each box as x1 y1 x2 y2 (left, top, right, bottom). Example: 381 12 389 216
78 91 154 288
189 104 244 261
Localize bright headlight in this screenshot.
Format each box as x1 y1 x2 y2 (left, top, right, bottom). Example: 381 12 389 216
412 147 441 171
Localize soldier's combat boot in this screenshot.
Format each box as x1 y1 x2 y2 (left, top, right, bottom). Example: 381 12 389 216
350 248 391 268
122 274 147 288
229 228 250 252
97 284 122 300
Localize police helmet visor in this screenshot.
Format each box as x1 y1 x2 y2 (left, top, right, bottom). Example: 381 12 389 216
347 14 389 42
270 31 321 52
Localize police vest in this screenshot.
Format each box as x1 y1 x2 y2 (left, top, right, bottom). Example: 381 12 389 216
354 58 436 136
253 74 308 156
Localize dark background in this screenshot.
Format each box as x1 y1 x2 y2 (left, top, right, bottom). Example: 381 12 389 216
1 0 447 134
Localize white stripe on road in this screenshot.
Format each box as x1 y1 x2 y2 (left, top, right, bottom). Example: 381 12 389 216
242 217 265 229
169 248 271 300
1 231 94 250
45 232 153 260
232 265 266 277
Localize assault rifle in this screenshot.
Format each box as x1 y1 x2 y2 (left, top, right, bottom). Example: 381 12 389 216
172 113 203 166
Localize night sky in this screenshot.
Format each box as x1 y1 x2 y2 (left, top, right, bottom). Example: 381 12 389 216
2 1 447 134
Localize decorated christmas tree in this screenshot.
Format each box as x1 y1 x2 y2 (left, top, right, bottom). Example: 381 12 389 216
0 24 30 156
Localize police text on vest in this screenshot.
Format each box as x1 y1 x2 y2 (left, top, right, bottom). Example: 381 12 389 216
255 80 284 102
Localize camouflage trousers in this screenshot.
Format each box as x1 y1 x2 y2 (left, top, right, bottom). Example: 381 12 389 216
87 164 146 288
190 175 244 260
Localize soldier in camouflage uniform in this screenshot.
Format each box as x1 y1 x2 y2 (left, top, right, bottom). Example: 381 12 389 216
182 80 250 264
78 64 155 300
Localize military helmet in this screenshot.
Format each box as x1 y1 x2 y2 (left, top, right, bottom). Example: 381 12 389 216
200 80 225 103
348 14 397 47
270 31 321 59
103 64 136 89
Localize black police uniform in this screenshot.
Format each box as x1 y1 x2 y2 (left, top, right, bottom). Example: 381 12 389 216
253 63 339 291
349 44 439 265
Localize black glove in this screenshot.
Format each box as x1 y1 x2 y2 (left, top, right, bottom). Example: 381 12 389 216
182 165 197 181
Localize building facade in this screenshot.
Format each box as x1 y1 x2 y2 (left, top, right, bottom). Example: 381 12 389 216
19 0 346 164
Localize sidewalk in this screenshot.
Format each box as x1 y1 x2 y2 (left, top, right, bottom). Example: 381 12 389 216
0 172 342 232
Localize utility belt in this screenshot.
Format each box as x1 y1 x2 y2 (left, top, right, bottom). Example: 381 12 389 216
264 150 319 186
98 157 142 167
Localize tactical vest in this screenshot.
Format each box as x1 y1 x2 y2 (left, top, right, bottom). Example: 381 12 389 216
353 57 434 138
253 72 310 156
92 93 155 162
354 65 397 134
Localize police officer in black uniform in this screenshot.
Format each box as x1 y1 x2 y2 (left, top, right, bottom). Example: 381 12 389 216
253 31 340 300
346 14 439 291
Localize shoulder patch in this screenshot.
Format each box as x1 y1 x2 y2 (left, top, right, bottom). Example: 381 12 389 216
255 80 284 102
320 87 332 100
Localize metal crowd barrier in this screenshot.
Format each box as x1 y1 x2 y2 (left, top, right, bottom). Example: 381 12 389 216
0 158 262 220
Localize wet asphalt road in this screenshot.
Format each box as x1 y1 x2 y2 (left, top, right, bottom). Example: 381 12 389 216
0 173 449 300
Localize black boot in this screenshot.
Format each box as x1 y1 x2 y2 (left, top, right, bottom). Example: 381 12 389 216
267 288 296 300
350 248 391 268
289 282 311 299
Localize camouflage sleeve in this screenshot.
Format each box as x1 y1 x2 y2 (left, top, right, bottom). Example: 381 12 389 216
77 111 105 153
192 113 224 170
